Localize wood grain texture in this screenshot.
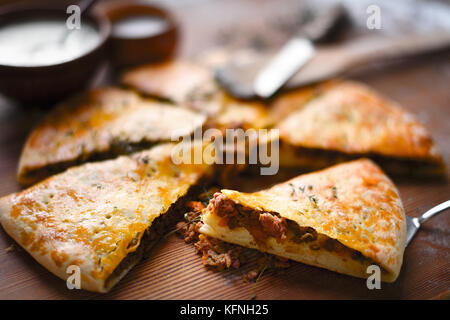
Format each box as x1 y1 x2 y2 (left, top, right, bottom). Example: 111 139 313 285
0 0 449 300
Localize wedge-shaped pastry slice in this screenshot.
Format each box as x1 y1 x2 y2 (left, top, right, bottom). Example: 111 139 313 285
122 60 224 116
278 81 444 176
122 60 212 104
200 159 406 282
17 87 206 185
1 143 213 292
267 81 335 123
123 60 276 129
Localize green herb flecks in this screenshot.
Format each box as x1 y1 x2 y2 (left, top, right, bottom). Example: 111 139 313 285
331 186 338 199
309 195 319 208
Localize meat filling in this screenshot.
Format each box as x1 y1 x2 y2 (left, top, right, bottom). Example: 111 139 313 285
208 192 372 264
210 193 293 245
258 213 287 241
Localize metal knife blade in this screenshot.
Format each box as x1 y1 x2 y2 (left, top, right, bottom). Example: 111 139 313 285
253 38 315 99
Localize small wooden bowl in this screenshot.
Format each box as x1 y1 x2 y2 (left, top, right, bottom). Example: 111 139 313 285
0 2 111 105
99 0 178 68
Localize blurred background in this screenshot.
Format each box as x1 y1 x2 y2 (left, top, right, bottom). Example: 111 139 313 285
1 0 450 57
152 0 450 57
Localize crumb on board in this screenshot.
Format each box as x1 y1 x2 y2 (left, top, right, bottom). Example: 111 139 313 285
5 244 16 253
177 191 292 284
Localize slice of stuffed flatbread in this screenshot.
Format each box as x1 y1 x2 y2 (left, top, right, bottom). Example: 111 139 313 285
122 59 275 128
2 142 213 292
277 81 444 176
122 60 224 116
200 159 406 282
122 60 213 105
17 87 206 185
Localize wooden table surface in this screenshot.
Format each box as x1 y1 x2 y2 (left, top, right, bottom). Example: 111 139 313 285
0 0 449 299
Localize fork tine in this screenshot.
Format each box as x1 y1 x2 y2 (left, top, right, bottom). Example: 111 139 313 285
405 216 419 247
405 200 450 247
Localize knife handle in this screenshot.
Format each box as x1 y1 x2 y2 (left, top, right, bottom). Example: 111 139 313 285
342 33 450 71
254 38 315 98
285 32 450 90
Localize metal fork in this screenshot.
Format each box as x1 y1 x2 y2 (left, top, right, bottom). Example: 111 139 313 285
406 200 450 246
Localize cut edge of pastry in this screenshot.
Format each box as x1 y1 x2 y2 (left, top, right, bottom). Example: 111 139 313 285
17 139 160 186
200 201 399 282
278 142 446 178
102 183 206 292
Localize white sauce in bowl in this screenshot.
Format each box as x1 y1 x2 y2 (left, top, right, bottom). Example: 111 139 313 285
0 17 101 67
112 15 169 39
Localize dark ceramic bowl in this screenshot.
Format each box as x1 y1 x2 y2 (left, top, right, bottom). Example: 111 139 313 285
99 0 178 68
0 2 111 105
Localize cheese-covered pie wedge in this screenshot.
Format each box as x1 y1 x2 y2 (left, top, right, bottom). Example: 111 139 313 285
1 143 213 292
200 159 406 282
122 60 212 105
122 60 277 130
17 87 206 185
278 81 444 176
122 60 224 116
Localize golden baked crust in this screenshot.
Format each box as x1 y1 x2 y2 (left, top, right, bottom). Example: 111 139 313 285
214 96 273 131
267 81 336 123
201 159 406 282
17 87 206 185
2 143 213 292
212 82 331 132
122 60 225 116
122 60 212 104
278 81 443 167
122 59 275 126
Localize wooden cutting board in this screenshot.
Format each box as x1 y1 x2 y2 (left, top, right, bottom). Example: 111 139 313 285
0 0 449 300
